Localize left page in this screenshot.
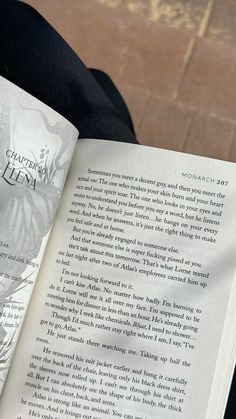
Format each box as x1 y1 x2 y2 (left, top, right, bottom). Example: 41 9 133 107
0 76 78 391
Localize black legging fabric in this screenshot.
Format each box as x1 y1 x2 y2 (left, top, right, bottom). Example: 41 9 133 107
0 0 137 143
0 1 235 418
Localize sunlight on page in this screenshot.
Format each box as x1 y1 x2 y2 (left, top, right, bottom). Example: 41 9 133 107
0 140 235 419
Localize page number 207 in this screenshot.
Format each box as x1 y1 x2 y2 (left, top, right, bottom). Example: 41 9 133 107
217 179 228 186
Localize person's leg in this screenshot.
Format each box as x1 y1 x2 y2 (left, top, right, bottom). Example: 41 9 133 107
0 1 235 418
90 69 135 135
0 0 138 143
224 369 236 419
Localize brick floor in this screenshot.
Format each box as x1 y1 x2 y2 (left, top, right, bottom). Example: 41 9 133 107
26 0 236 162
207 0 236 47
228 127 236 162
120 24 192 98
138 95 193 150
179 38 236 122
184 111 234 160
115 82 150 132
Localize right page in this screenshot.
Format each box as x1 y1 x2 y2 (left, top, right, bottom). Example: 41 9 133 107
0 139 236 419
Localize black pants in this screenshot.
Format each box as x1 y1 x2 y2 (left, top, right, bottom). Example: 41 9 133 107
0 1 235 418
0 0 137 144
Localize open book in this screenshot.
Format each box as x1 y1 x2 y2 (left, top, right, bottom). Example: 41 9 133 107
0 75 235 419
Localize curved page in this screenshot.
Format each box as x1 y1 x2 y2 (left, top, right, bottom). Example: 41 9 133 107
0 140 236 419
0 76 78 390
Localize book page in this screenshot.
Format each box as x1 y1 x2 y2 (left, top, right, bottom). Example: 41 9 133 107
1 139 236 419
0 77 78 391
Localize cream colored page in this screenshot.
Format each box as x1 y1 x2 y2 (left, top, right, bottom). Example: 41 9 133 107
0 76 78 392
1 139 236 419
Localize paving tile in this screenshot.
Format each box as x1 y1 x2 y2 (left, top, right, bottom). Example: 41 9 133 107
115 81 150 133
137 94 192 149
179 38 236 122
227 127 236 163
120 22 192 98
207 0 236 47
184 112 233 161
70 3 134 79
98 0 208 32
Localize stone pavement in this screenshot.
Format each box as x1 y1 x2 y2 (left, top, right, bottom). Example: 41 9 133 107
27 0 236 162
